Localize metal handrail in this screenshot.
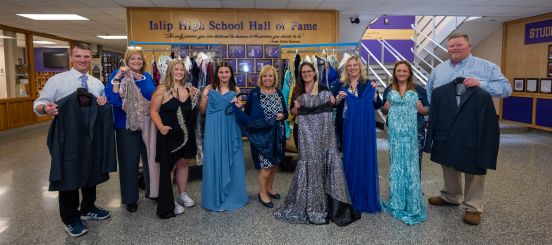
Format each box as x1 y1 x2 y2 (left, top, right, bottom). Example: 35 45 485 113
411 36 444 63
360 42 392 85
411 48 433 73
410 23 447 52
379 39 428 83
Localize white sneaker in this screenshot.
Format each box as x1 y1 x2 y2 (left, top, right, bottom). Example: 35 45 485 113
177 192 195 207
174 202 185 215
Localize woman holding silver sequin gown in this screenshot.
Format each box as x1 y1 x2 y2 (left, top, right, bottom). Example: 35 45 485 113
150 59 199 219
274 62 360 226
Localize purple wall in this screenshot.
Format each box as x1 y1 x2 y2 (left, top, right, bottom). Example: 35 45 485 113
502 96 533 124
361 16 415 64
369 15 415 29
536 98 552 127
34 48 70 72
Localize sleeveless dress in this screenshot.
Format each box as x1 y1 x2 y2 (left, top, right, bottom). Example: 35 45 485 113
341 85 382 213
274 90 359 226
155 90 197 218
201 90 248 211
382 90 426 225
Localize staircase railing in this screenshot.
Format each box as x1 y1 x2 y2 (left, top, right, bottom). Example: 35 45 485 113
378 39 427 85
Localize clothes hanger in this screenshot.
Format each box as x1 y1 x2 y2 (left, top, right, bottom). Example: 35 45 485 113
110 59 146 85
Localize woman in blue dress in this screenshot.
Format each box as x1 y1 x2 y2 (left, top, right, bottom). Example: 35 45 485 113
199 62 248 211
380 61 428 224
334 56 382 213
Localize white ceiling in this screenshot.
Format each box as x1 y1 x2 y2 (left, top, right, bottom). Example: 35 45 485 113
0 0 551 52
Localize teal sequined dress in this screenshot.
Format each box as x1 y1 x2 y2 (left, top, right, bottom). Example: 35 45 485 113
382 90 426 225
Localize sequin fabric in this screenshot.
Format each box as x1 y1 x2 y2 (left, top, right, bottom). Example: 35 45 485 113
381 90 426 225
274 90 352 224
120 72 149 131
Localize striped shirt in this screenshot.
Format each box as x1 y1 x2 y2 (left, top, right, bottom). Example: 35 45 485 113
426 55 512 103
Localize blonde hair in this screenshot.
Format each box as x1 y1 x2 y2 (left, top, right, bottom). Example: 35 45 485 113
340 56 368 86
123 48 146 74
257 65 279 89
160 59 185 89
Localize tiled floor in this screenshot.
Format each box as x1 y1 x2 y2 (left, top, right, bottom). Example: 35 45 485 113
0 122 551 244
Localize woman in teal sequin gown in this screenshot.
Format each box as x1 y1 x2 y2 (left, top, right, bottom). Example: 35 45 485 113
199 63 248 211
381 61 427 225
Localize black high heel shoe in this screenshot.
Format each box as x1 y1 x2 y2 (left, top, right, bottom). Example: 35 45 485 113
268 192 281 200
126 203 138 213
258 194 273 208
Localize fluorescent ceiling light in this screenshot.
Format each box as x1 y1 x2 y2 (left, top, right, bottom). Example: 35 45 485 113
17 14 89 20
0 35 14 39
97 35 127 40
43 46 70 49
466 16 483 21
33 41 56 44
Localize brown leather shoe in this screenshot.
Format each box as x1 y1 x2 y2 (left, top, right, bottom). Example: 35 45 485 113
428 196 460 206
463 211 481 225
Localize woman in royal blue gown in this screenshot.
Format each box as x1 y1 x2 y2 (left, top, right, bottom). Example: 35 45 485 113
199 62 248 211
380 61 428 224
334 56 382 213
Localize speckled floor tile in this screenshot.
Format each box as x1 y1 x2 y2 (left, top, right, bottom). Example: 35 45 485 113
0 122 551 244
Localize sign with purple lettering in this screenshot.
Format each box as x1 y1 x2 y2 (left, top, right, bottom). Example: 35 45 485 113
264 45 280 58
229 44 245 58
235 74 246 87
525 19 552 44
256 59 273 72
238 59 253 73
247 45 263 58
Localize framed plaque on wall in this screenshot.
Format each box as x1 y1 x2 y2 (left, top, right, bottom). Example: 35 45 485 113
526 78 538 93
513 78 525 92
540 78 551 94
548 62 552 77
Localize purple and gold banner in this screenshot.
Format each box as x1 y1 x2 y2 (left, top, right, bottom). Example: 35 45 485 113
524 18 552 44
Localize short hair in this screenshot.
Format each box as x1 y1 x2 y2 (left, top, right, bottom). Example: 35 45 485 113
257 65 279 89
71 43 91 55
124 48 147 73
448 33 471 47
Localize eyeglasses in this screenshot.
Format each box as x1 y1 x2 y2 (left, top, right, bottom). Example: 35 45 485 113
302 70 314 74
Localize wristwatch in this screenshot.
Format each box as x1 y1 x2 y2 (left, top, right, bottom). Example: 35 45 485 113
42 105 47 114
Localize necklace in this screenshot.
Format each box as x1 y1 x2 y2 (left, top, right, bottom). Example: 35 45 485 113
305 81 316 95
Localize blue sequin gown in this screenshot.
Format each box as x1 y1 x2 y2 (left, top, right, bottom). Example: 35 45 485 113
201 90 248 211
382 90 426 225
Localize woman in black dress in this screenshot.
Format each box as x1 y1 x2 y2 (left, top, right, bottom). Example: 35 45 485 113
150 59 198 219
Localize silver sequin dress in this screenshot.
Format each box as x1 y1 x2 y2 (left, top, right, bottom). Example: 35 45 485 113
274 90 360 226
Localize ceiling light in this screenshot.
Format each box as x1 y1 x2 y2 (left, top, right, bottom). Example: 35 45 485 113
16 14 89 20
33 41 56 44
0 35 14 39
466 16 483 22
97 35 127 40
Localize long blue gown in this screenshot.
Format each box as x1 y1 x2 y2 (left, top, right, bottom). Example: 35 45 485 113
382 90 426 225
201 90 248 211
342 86 382 213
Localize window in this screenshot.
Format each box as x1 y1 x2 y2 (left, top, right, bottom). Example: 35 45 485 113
32 36 70 96
0 30 28 98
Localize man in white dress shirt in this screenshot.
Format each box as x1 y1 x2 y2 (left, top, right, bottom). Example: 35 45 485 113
33 43 110 237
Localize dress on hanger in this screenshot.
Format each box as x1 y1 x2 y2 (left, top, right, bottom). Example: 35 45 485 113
274 90 359 226
341 84 382 213
155 89 197 218
382 90 426 225
201 90 248 211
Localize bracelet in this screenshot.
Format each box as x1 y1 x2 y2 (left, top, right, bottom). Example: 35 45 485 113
42 105 47 114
